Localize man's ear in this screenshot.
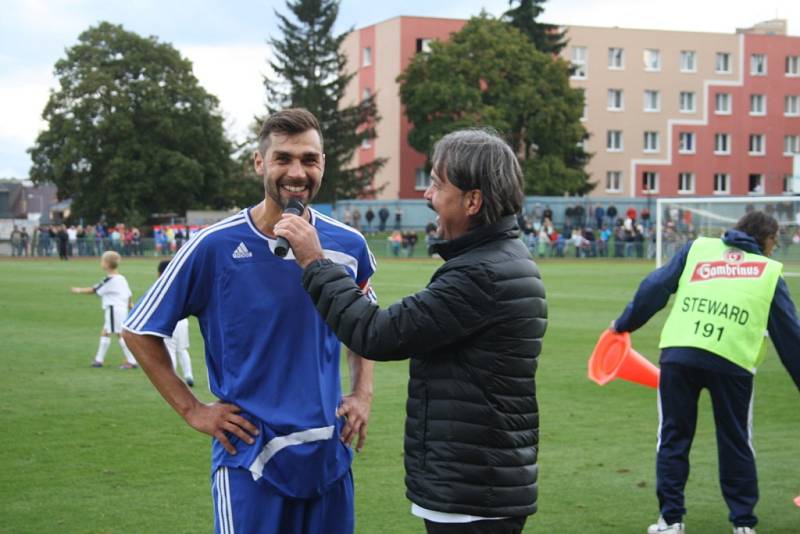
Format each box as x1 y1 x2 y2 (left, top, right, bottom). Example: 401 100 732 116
464 189 483 217
253 150 265 175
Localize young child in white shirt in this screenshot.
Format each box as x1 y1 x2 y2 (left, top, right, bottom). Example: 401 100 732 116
71 250 138 369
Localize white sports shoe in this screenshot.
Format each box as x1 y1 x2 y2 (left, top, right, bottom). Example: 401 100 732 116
733 528 756 534
647 516 686 534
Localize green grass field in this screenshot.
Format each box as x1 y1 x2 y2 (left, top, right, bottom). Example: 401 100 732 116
1 256 799 533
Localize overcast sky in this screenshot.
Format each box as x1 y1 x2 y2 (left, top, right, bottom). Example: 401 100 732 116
1 0 798 178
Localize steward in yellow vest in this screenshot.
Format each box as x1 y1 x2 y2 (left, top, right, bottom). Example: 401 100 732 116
612 211 800 534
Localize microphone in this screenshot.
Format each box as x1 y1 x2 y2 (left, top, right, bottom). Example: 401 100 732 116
274 199 306 257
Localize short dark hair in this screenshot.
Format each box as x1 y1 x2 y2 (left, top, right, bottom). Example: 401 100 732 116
432 129 524 226
157 260 170 275
734 211 778 252
258 108 323 154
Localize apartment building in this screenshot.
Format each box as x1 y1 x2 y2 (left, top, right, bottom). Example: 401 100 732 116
342 17 800 198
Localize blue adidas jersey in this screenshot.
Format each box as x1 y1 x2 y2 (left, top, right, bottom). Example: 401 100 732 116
123 207 376 498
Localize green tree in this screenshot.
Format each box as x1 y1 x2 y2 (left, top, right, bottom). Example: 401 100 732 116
503 0 567 55
266 0 386 203
28 22 233 224
398 15 591 196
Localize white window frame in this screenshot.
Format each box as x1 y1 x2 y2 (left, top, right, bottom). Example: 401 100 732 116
605 171 623 193
785 55 799 77
644 90 660 112
643 131 659 153
714 133 731 155
715 92 731 115
716 52 732 74
608 47 624 69
749 94 766 116
679 91 696 113
748 173 765 194
678 132 696 154
606 130 623 152
748 134 766 156
680 50 697 73
785 95 800 117
415 168 431 191
607 89 624 111
784 135 800 156
713 173 730 195
644 49 661 71
642 171 659 193
751 53 767 76
784 174 794 194
571 46 588 79
362 47 372 67
678 172 696 194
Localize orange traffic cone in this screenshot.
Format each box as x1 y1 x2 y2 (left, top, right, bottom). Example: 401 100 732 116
588 330 660 389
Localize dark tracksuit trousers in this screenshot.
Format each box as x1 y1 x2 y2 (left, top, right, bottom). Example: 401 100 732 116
657 362 757 527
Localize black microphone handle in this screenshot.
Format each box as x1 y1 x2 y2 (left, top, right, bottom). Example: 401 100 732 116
274 236 291 257
273 201 305 258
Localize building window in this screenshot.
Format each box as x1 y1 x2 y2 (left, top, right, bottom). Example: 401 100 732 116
715 92 731 114
571 46 587 79
607 89 623 110
362 87 372 101
748 174 764 193
680 51 697 72
785 135 800 155
784 174 795 194
644 90 660 112
678 172 695 194
679 91 696 113
714 173 730 194
606 171 622 192
362 47 372 67
714 133 731 155
416 38 432 54
607 130 623 151
786 95 800 116
749 94 766 115
644 49 661 71
749 134 765 155
716 52 732 73
751 53 767 76
608 47 624 69
679 132 696 154
786 55 799 76
415 168 431 191
643 131 659 153
642 171 659 193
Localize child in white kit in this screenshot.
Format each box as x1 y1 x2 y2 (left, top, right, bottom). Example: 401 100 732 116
158 260 194 387
71 250 138 369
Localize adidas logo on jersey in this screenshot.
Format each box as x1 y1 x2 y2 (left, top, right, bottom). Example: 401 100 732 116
232 242 253 259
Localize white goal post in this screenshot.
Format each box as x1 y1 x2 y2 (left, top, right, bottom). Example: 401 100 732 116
655 196 800 268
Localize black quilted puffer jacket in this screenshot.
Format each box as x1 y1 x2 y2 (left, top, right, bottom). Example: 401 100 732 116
302 215 547 518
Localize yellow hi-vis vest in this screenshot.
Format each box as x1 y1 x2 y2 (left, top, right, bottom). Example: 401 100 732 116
659 237 782 373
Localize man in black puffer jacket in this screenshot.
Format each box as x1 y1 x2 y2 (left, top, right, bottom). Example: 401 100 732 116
276 129 547 534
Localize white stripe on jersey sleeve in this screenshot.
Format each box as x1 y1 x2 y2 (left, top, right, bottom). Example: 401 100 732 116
124 213 247 331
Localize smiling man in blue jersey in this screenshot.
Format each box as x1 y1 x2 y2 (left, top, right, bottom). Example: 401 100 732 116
122 108 375 534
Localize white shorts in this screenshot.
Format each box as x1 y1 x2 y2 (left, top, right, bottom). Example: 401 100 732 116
165 318 190 352
103 305 127 334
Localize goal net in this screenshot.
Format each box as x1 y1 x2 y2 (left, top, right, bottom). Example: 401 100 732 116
656 196 800 272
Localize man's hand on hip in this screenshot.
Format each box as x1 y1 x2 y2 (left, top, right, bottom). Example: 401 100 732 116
184 402 260 455
274 213 325 268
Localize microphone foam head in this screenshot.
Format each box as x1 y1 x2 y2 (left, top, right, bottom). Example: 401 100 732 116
286 199 305 216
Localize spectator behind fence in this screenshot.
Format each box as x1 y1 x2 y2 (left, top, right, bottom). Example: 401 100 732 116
365 206 375 233
378 206 389 232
